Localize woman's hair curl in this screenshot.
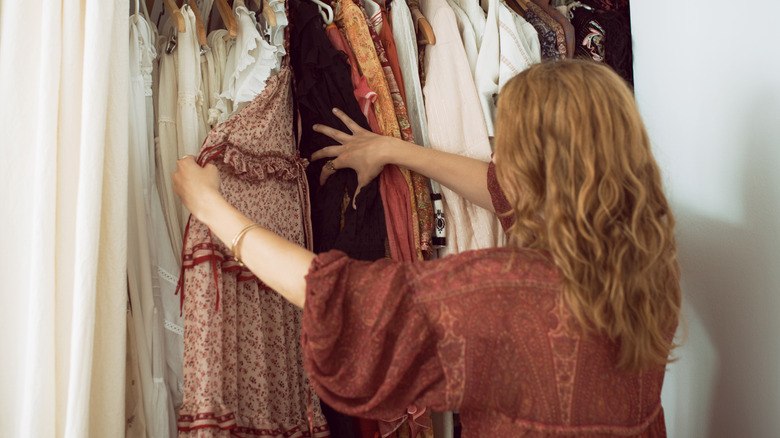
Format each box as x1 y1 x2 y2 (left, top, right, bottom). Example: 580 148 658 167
495 60 680 371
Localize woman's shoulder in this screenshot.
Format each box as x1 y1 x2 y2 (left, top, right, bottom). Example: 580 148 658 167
407 246 562 301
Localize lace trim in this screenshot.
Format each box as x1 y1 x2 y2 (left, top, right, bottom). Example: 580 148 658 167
164 319 184 336
158 266 179 286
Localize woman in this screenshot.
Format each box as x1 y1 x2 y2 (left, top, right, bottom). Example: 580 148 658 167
173 59 680 437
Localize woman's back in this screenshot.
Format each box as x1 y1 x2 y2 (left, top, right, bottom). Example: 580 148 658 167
301 244 674 437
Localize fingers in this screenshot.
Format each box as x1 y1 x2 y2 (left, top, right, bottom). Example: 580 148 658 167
331 107 366 135
313 123 352 144
319 160 338 186
310 145 343 162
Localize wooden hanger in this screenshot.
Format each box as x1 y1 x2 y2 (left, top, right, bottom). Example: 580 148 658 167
216 0 239 37
163 0 187 32
410 6 435 45
252 0 278 27
505 0 527 15
188 1 209 46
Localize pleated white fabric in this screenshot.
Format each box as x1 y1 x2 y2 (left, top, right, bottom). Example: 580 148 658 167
0 0 129 436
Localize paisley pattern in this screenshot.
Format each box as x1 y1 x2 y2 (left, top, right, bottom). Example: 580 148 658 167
526 1 568 59
523 7 561 60
299 165 675 437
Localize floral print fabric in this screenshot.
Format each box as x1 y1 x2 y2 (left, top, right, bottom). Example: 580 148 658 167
177 65 329 438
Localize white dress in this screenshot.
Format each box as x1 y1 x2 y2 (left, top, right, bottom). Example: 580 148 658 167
390 0 448 253
497 2 541 89
215 3 286 123
474 0 500 136
156 19 184 263
420 0 506 253
445 0 480 77
206 29 232 127
129 11 177 438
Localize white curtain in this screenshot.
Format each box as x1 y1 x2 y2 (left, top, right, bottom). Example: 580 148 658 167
0 0 129 436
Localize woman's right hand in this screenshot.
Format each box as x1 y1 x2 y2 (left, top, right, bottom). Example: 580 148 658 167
312 108 398 205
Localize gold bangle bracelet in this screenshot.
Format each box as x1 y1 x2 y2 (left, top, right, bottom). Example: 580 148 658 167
231 223 262 266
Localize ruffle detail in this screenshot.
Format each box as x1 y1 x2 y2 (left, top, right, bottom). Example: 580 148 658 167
222 147 308 183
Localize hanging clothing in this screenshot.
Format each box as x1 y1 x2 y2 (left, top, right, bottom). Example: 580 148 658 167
420 0 506 254
452 0 486 50
522 5 560 60
325 24 381 133
206 29 232 127
336 0 400 138
389 0 447 254
529 0 575 58
215 4 286 122
156 20 185 261
290 0 387 262
497 3 541 89
129 12 177 438
368 0 408 106
176 5 209 159
177 65 329 438
357 0 434 260
291 5 385 437
334 0 422 265
474 0 500 137
299 164 673 438
569 4 633 85
525 1 567 59
445 0 479 77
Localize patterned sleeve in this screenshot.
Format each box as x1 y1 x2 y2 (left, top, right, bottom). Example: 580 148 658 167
487 161 515 233
301 250 449 420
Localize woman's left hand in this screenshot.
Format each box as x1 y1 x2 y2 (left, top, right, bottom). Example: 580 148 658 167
172 156 222 224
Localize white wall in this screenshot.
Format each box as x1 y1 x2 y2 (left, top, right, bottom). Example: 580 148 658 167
631 2 780 437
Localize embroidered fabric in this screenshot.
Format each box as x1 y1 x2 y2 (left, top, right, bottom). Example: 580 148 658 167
177 65 329 438
301 163 675 435
356 0 434 260
522 7 561 60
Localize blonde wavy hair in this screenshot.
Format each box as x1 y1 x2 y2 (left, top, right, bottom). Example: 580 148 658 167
494 60 680 372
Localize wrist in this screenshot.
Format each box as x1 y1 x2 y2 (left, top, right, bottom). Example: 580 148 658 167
195 189 228 227
381 136 410 167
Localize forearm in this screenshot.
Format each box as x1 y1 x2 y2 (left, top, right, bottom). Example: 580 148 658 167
383 139 494 212
198 191 314 308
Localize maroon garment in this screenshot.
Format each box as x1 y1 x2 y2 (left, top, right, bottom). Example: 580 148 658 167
300 164 672 437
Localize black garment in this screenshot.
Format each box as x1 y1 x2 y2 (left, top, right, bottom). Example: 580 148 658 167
290 0 387 263
571 4 634 86
289 1 387 436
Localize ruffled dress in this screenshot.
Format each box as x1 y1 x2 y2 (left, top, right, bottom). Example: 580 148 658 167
176 64 329 438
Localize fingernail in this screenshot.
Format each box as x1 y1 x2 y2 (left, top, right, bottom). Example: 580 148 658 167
331 108 338 114
312 124 319 130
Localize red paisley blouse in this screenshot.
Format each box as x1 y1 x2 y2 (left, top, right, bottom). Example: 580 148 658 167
301 162 672 437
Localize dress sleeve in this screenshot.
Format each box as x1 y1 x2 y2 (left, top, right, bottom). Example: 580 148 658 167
487 161 515 233
301 250 448 420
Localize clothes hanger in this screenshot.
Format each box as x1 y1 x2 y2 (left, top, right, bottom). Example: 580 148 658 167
252 0 278 27
164 0 187 32
410 6 435 45
505 0 527 15
309 0 334 25
187 0 209 47
145 0 155 17
216 0 239 37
